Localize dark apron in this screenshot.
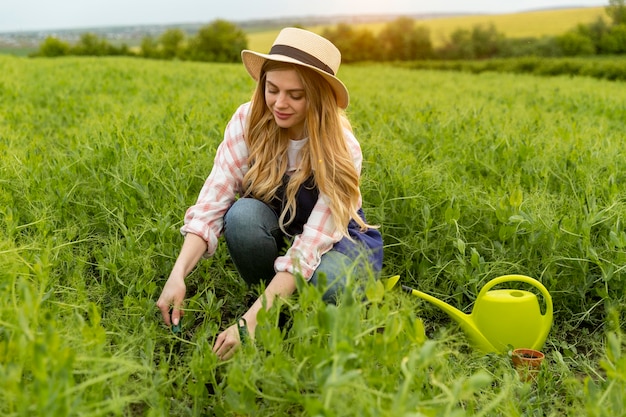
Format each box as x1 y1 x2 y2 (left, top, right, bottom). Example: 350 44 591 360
268 174 383 271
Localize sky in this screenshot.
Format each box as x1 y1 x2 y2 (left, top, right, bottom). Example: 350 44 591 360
0 0 609 33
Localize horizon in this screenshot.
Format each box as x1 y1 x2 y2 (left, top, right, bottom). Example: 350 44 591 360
0 1 608 34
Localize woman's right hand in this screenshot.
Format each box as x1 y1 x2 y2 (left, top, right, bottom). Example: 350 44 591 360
156 274 187 327
156 233 207 328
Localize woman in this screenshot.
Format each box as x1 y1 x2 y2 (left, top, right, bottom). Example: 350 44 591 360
156 27 383 360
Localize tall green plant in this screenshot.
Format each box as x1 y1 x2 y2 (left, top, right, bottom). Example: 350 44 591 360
1 55 624 415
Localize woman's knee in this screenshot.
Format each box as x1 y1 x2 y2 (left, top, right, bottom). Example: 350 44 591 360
225 198 263 229
310 250 353 304
224 198 278 240
310 251 372 304
223 198 282 286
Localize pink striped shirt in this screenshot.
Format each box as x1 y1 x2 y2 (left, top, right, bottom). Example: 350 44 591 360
181 102 363 279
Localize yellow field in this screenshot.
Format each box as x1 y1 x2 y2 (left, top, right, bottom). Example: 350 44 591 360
421 6 607 45
245 31 281 53
247 6 607 51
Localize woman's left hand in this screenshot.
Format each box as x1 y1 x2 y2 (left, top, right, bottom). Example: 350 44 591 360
212 271 294 360
212 323 243 361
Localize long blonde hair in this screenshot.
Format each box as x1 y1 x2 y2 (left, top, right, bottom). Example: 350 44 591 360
242 61 369 236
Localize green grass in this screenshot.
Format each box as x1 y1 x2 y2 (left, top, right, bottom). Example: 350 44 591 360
1 55 625 416
0 47 38 56
403 56 626 82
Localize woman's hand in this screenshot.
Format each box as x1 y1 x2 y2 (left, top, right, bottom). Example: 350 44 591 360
212 271 296 360
156 275 186 327
156 234 207 328
212 322 247 361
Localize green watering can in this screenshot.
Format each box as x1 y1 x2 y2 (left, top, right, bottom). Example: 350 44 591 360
389 274 553 353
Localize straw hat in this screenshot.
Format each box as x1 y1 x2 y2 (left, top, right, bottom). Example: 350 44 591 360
241 27 349 109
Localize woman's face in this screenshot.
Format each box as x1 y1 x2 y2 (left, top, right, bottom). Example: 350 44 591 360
264 69 307 140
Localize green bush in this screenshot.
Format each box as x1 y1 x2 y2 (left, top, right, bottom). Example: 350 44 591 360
37 36 71 57
140 35 159 59
71 33 111 56
323 24 382 63
159 28 186 60
378 17 433 60
556 32 596 56
600 24 626 53
185 20 247 63
405 56 626 81
496 36 565 58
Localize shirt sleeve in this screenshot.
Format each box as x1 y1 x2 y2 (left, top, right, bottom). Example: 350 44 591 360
274 128 363 279
180 103 250 256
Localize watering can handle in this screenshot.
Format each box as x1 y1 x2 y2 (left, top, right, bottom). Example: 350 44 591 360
477 274 553 317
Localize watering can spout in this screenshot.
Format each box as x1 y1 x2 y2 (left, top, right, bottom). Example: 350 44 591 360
401 285 499 352
392 274 553 354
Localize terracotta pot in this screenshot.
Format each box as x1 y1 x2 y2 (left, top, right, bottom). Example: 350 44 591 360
512 348 545 382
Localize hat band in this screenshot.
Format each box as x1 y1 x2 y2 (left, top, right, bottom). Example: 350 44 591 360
269 44 335 76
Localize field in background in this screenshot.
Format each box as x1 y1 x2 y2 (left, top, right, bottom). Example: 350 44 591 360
410 6 606 45
0 7 608 56
1 54 624 415
247 6 607 51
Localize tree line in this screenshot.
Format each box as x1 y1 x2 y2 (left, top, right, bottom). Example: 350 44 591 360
33 19 246 62
323 0 626 61
34 1 626 62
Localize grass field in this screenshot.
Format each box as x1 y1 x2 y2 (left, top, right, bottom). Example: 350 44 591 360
1 54 625 416
0 47 37 56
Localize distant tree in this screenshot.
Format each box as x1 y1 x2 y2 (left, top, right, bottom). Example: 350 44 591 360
323 24 380 63
471 24 504 59
159 29 185 60
607 0 626 26
575 17 610 53
140 36 159 58
438 24 504 59
187 20 247 62
324 24 356 62
38 36 70 57
556 32 596 56
351 27 382 61
599 24 626 53
71 33 110 56
439 28 474 59
106 43 132 56
529 36 563 57
378 17 433 60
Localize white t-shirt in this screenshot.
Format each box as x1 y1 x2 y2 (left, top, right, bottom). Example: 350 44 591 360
286 138 308 174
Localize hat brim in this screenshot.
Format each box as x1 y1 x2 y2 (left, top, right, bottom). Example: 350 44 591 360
241 50 349 109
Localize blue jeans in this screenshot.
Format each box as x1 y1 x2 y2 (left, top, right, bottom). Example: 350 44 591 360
223 198 369 303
